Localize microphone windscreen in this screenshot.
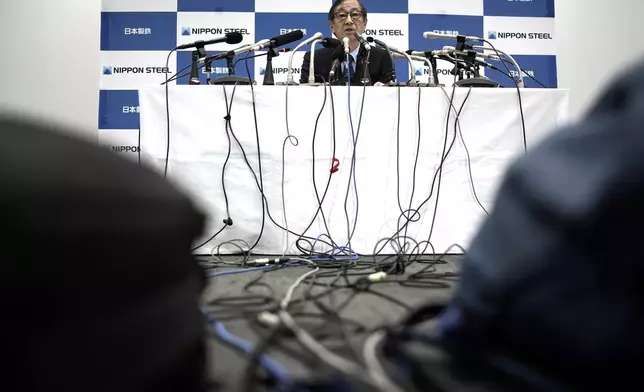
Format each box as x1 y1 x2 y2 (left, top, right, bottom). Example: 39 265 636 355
321 37 342 48
225 32 244 44
271 30 304 48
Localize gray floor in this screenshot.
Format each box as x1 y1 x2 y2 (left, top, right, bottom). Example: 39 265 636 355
200 255 462 391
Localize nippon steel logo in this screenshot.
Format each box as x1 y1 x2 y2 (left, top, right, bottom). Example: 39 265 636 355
112 145 141 153
363 28 405 37
259 67 300 75
488 31 553 40
280 28 307 35
415 66 451 76
103 66 170 75
510 69 536 78
181 27 250 36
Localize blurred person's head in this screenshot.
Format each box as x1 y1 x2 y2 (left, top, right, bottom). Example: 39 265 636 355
0 115 209 392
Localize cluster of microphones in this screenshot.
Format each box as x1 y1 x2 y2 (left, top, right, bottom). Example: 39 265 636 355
176 29 525 88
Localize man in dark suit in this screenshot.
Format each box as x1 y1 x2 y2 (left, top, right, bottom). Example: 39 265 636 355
300 0 395 85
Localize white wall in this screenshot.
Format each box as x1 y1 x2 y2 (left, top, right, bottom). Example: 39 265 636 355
556 0 644 120
0 0 642 137
0 0 102 142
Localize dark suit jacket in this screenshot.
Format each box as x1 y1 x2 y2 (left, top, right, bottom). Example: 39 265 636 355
385 61 644 392
300 45 395 85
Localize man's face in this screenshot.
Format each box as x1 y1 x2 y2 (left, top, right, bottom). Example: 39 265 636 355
329 0 366 41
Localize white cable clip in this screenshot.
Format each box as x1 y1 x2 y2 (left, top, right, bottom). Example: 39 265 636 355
367 272 387 282
247 258 270 265
257 311 281 327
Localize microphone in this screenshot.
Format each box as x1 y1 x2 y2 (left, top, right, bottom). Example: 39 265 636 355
442 46 501 62
201 39 271 64
255 30 305 51
176 32 243 50
422 31 483 42
342 37 350 54
321 37 342 48
188 50 200 85
329 45 345 82
387 44 418 86
472 45 524 88
354 33 371 51
406 53 436 86
285 31 323 85
406 49 443 58
308 36 339 84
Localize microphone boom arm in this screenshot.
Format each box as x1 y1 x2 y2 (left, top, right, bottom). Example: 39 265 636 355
308 39 324 84
473 45 524 88
287 32 323 85
409 55 435 85
390 49 417 86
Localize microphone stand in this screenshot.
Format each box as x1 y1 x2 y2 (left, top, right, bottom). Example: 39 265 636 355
429 55 439 86
442 49 500 88
330 58 348 86
328 57 343 85
262 47 279 86
209 51 254 85
409 55 435 87
472 45 525 88
189 45 207 85
307 39 324 85
359 49 371 85
205 56 213 84
391 50 418 87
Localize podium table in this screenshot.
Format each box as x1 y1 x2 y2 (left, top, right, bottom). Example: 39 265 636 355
139 85 569 254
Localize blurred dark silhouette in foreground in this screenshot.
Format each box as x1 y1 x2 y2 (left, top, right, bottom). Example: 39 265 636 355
384 64 644 391
0 116 209 392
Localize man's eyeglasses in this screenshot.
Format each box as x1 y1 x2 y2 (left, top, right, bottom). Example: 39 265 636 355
334 11 364 21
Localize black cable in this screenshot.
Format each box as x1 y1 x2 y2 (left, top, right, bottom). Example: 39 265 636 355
425 72 463 246
191 225 227 252
514 66 548 88
162 48 177 178
223 106 340 254
372 72 459 258
400 86 424 251
205 77 342 256
483 39 527 153
190 84 241 252
295 81 342 255
280 78 304 255
199 59 342 256
425 86 474 247
233 52 268 69
411 243 465 279
163 61 193 85
240 52 266 252
343 68 369 250
292 77 348 256
483 62 514 83
457 117 489 216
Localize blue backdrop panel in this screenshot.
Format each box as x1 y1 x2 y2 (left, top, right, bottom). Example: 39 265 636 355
99 0 559 133
99 90 140 129
484 0 555 17
101 12 177 51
